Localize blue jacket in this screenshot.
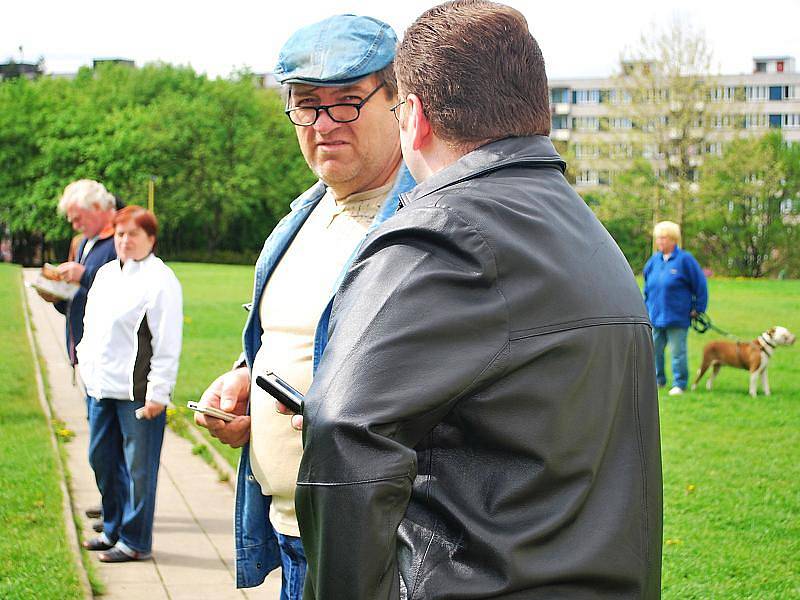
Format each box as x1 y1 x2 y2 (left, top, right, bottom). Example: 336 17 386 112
54 233 117 364
643 246 708 329
234 165 416 588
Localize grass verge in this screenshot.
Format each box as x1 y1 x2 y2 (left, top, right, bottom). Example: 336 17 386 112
0 264 85 600
28 309 104 597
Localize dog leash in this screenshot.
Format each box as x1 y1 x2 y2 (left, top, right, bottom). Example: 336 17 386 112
691 312 743 342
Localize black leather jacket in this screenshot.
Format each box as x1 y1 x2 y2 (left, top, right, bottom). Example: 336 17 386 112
297 136 662 599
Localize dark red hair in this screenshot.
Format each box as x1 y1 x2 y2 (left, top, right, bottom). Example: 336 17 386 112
113 206 158 239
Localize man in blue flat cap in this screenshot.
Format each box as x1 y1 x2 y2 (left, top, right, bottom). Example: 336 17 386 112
194 14 415 597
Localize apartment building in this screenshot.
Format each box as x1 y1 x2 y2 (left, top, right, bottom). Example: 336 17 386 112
549 56 800 188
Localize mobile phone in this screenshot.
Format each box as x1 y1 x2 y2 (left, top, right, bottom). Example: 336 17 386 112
255 372 304 414
186 401 236 422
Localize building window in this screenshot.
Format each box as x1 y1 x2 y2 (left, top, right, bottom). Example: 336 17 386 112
640 116 667 132
574 89 601 104
744 114 767 129
710 114 733 129
550 88 570 105
642 144 663 159
755 61 767 73
769 86 783 101
783 114 800 129
552 115 569 130
769 114 782 128
607 117 633 130
574 144 600 159
746 86 768 101
642 88 669 103
576 170 598 186
572 116 600 131
609 89 632 104
710 86 736 102
609 143 633 158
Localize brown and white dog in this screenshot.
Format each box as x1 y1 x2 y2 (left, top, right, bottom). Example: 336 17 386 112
692 326 796 397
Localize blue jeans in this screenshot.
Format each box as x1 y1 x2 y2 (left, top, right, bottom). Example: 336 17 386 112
653 327 689 389
87 397 165 554
276 532 306 600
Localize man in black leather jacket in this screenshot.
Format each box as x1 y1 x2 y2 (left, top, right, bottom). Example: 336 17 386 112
295 2 663 598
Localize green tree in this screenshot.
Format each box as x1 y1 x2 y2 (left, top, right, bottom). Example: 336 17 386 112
614 17 714 229
696 132 798 277
593 158 660 269
0 64 315 263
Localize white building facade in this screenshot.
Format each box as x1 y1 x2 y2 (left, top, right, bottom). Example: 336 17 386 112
549 57 800 189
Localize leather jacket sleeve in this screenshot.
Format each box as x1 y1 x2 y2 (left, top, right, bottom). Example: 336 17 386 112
296 205 510 600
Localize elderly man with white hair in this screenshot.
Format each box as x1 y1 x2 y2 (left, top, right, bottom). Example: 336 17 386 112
48 179 118 366
43 179 119 526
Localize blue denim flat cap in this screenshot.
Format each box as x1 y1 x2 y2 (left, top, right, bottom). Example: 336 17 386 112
274 14 398 87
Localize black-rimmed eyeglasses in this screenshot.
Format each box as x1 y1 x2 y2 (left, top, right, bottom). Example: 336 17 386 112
389 99 406 121
285 82 386 126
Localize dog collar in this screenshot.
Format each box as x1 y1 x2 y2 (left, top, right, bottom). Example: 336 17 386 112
757 335 775 357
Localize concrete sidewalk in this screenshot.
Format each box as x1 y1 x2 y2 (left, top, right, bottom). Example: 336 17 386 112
23 270 280 599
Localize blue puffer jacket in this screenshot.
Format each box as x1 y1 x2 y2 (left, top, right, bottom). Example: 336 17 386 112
643 246 708 329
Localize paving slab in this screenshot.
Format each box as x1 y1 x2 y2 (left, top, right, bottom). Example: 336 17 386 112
23 269 281 599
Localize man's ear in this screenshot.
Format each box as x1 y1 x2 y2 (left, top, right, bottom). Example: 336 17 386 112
406 93 431 152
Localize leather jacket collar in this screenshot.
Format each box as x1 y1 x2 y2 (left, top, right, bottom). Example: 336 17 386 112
399 135 566 208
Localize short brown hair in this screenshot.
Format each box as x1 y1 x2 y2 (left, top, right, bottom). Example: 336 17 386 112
113 206 158 239
395 0 551 147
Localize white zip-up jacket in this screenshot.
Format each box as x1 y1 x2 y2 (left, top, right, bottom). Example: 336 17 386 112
77 254 183 405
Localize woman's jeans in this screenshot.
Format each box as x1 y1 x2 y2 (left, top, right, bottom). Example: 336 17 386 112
88 397 165 554
653 327 689 390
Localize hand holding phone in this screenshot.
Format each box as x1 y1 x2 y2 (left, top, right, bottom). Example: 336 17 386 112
187 401 236 422
255 372 304 414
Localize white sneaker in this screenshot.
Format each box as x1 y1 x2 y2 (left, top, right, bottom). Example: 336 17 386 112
668 387 684 396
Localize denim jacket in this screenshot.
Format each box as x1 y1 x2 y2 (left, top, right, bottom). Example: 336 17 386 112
234 165 416 588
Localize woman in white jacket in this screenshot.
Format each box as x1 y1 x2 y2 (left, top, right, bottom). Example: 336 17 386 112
78 206 182 562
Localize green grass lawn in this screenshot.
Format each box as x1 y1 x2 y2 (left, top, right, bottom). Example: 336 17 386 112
13 260 792 597
0 264 84 600
173 265 800 598
170 262 253 467
658 278 800 599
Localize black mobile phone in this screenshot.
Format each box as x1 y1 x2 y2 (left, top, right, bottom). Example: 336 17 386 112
255 372 304 414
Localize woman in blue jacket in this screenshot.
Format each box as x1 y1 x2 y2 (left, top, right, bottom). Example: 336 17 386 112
643 221 708 395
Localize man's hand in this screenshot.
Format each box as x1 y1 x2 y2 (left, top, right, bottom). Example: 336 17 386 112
139 400 166 420
275 400 303 431
196 367 251 447
57 261 86 284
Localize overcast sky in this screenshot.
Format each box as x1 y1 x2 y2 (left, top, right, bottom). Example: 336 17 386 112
4 0 800 80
